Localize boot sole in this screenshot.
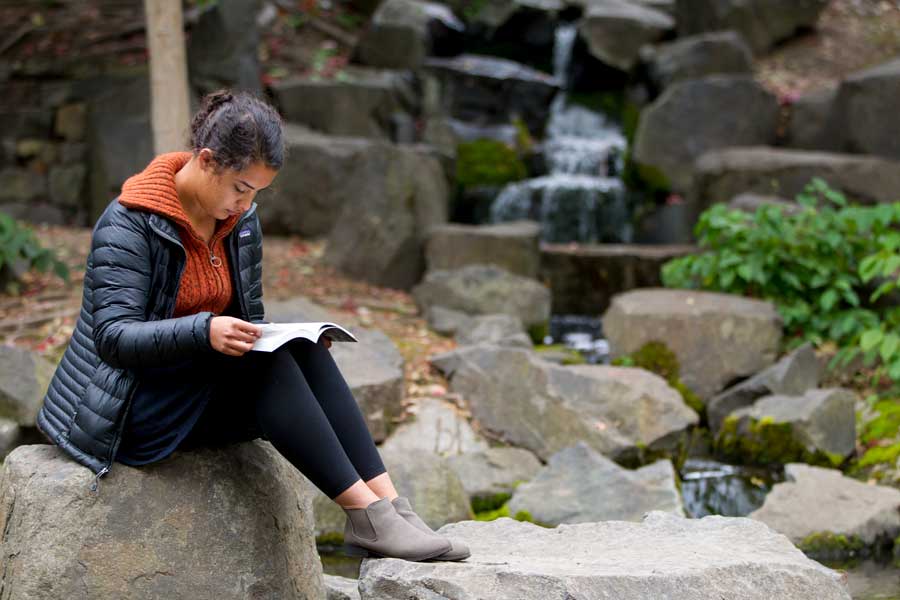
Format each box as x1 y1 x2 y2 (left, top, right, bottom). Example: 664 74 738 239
341 542 451 562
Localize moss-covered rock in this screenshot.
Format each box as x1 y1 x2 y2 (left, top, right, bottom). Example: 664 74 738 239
534 344 586 365
798 531 866 562
473 500 551 527
612 340 705 416
715 414 846 468
456 139 528 188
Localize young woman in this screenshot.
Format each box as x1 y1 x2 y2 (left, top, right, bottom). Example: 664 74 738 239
36 89 469 562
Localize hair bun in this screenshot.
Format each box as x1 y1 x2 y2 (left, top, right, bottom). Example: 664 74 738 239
205 89 234 111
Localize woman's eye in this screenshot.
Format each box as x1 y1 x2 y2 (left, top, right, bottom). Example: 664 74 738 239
234 185 247 194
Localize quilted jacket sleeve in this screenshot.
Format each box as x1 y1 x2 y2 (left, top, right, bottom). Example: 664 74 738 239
90 208 215 369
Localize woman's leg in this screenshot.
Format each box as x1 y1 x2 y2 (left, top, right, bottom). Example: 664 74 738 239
285 340 397 498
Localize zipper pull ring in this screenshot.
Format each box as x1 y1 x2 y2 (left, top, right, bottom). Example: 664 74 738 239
90 466 109 493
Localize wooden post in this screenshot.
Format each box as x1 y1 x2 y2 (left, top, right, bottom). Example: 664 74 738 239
143 0 191 154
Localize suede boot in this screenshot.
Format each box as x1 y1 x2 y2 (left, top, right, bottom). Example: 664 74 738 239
391 496 471 561
341 497 451 561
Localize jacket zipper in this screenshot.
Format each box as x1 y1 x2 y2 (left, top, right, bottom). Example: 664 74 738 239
89 207 256 491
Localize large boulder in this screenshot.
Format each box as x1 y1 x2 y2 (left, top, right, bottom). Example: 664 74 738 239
602 288 782 400
422 53 561 136
455 313 533 348
430 345 698 463
426 220 541 279
540 242 695 315
0 443 324 599
690 147 900 212
577 0 674 72
707 343 823 433
675 0 829 54
266 297 405 442
632 76 779 192
357 511 851 599
716 388 857 466
378 397 490 457
642 31 753 92
412 264 551 330
751 463 900 558
833 57 900 160
0 345 55 427
187 0 261 93
446 446 543 500
271 67 419 141
323 142 449 290
353 0 464 70
508 442 683 525
785 85 839 151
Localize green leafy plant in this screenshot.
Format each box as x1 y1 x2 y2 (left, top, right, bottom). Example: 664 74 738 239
662 179 899 368
0 213 68 294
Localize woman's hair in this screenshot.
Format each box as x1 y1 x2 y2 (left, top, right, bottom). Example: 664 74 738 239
189 89 285 173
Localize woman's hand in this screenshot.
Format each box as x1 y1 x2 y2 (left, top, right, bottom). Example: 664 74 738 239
210 316 262 356
321 336 332 349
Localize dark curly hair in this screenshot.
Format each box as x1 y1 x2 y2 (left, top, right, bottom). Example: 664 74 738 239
189 89 285 173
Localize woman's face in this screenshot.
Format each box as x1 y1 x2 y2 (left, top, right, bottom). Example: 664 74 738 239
197 149 279 221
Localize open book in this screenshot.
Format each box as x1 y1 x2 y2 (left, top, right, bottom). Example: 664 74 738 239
250 322 358 352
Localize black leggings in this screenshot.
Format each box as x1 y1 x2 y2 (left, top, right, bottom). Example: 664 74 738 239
177 339 387 500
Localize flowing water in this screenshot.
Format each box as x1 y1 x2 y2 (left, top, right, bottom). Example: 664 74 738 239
487 23 632 243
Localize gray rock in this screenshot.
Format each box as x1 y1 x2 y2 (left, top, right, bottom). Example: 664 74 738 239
708 343 823 433
271 67 419 140
508 442 683 525
354 0 464 69
266 296 404 442
0 416 21 459
325 574 361 600
456 314 533 348
444 0 563 30
54 102 87 142
0 345 55 427
412 264 551 329
727 192 800 215
324 142 449 289
720 388 857 464
0 443 325 599
312 445 472 538
0 167 46 204
540 242 695 315
644 31 753 91
48 164 86 208
675 0 829 54
633 76 779 192
691 147 900 213
357 511 851 599
834 57 900 159
446 446 543 499
785 85 839 151
603 288 782 400
577 0 674 72
422 53 561 136
425 305 473 336
426 220 542 279
379 397 490 457
431 345 698 462
187 0 262 93
750 463 900 550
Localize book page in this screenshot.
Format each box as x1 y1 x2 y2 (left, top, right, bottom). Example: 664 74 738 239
251 322 358 352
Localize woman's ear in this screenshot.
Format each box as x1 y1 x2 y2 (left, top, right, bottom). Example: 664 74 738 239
197 148 215 172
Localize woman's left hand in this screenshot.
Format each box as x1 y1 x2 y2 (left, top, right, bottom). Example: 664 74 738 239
322 336 332 349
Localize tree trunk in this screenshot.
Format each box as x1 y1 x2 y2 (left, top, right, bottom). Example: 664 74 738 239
143 0 191 154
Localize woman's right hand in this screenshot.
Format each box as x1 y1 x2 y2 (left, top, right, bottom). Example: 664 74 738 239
209 316 262 356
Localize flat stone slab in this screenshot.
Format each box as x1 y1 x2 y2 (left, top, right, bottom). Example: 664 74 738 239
357 511 850 599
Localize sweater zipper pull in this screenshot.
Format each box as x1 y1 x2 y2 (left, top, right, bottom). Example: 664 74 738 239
209 245 222 267
90 466 109 493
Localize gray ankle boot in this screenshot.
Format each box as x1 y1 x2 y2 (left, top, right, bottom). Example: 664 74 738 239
391 496 471 561
342 497 451 561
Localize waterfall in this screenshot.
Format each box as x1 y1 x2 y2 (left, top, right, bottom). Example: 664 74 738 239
488 22 631 244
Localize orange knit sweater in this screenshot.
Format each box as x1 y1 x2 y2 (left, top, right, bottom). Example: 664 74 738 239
118 152 241 318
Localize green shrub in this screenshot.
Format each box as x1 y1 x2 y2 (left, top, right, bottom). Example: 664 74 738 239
0 213 68 293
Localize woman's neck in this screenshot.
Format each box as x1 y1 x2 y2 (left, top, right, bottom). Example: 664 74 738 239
174 157 216 241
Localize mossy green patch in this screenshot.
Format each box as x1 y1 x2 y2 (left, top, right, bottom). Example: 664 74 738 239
612 340 705 415
471 492 511 514
473 501 553 527
527 321 550 345
316 531 345 547
456 139 528 188
798 531 866 560
715 414 847 467
534 344 586 365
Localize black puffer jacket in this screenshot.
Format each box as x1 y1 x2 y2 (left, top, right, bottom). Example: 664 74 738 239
36 198 264 491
